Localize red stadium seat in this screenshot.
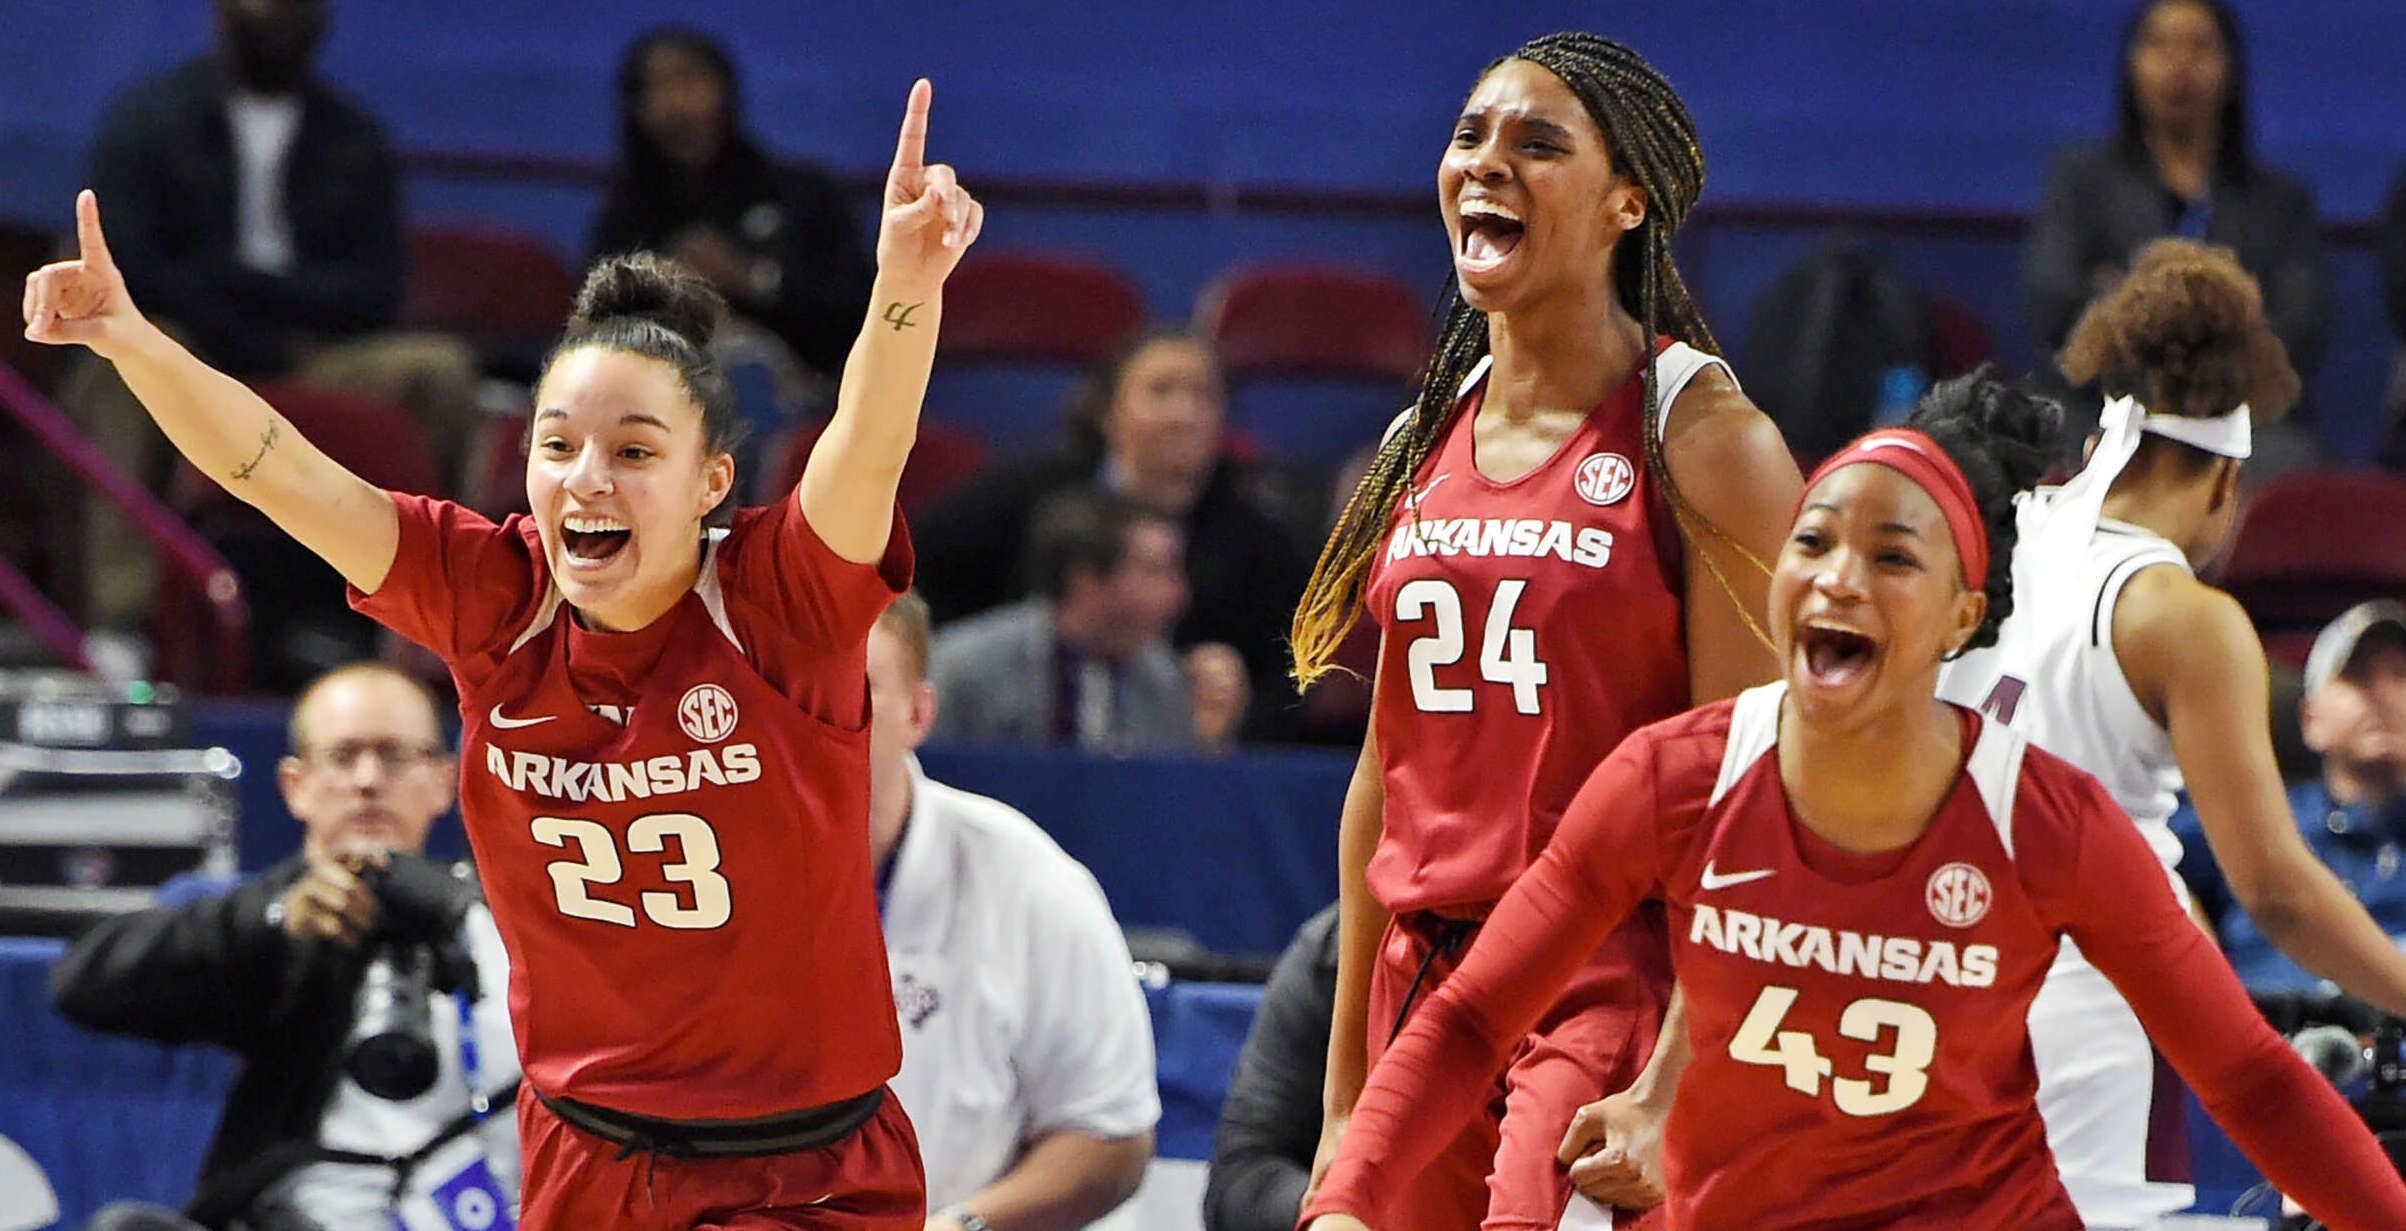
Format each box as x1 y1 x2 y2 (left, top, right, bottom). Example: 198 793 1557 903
1196 264 1427 384
938 251 1145 366
2216 470 2406 633
774 419 988 517
403 223 576 354
1927 293 1995 378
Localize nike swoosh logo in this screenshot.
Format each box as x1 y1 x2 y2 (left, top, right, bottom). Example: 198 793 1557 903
1407 473 1450 507
487 705 556 730
1699 862 1777 891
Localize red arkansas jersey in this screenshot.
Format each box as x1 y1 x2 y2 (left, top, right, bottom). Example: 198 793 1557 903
353 491 910 1121
1363 341 1719 914
1310 683 2406 1230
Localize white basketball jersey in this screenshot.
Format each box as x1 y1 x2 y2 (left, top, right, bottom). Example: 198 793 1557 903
1936 490 2191 872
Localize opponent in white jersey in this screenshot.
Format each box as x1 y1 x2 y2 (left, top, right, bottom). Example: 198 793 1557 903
1936 239 2406 1228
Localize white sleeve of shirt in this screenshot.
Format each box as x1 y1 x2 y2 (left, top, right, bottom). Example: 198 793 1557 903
1012 863 1161 1141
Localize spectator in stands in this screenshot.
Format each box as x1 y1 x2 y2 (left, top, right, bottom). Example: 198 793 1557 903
2024 0 2330 431
2378 167 2406 469
1204 903 1337 1231
66 0 477 665
867 593 1158 1230
48 663 518 1231
590 26 874 384
2177 602 2406 991
929 487 1245 752
915 329 1312 739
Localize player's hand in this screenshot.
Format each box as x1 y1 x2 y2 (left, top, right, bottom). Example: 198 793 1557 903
22 190 156 361
1558 1088 1667 1209
278 849 385 947
874 78 983 300
1303 1217 1372 1231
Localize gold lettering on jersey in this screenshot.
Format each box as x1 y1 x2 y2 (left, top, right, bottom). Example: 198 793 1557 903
1690 903 1999 989
484 743 763 803
1386 517 1614 569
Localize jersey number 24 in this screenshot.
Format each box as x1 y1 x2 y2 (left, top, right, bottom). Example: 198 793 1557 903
1395 578 1550 714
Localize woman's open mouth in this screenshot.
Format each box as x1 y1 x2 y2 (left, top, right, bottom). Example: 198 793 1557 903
1457 201 1525 275
561 513 632 569
1799 624 1879 690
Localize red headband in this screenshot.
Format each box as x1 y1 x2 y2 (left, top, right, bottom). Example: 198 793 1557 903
1799 429 1988 587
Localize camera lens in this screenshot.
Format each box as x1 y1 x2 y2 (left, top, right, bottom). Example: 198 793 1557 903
346 945 440 1100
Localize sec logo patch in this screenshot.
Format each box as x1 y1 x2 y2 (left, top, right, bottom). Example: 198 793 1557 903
678 683 739 743
1574 452 1635 506
1925 862 1992 928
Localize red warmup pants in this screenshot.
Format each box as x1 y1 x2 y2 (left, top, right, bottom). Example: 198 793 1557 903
1366 907 1673 1231
515 1084 926 1230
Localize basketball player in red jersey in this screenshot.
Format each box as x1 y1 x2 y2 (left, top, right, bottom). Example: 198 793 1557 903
1302 371 2406 1231
25 81 983 1229
1285 31 1801 1231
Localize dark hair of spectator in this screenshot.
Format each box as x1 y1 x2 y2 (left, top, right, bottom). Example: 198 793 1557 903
1022 488 1170 601
1059 327 1217 466
2115 0 2253 186
1898 368 2066 654
541 252 747 528
1291 31 1732 690
2059 238 2298 476
610 26 781 246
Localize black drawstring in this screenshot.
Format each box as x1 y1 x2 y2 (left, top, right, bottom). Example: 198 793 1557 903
1390 917 1478 1041
612 1129 699 1208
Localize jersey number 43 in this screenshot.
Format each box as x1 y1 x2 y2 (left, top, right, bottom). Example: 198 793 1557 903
1395 578 1551 714
1729 985 1938 1117
531 813 731 929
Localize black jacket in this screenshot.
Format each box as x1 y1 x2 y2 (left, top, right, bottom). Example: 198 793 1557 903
589 154 873 380
2024 140 2331 379
913 454 1315 739
87 55 403 378
49 858 373 1228
1204 904 1338 1231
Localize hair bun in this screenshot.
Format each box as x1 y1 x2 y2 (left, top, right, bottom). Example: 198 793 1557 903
1909 366 2066 496
571 252 726 350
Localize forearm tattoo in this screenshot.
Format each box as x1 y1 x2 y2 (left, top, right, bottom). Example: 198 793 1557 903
230 418 281 482
882 301 921 331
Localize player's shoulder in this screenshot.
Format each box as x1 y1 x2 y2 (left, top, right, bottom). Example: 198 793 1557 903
1626 693 1749 790
2115 564 2249 644
2111 564 2260 682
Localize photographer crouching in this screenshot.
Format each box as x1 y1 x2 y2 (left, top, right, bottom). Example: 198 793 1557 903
48 663 520 1231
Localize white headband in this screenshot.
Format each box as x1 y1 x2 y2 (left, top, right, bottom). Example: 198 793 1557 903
2026 395 2252 562
2138 401 2253 460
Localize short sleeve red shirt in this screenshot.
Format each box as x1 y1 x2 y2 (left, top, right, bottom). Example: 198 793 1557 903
352 492 910 1119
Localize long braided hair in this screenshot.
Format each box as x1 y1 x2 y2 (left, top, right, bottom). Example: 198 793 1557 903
1289 32 1735 690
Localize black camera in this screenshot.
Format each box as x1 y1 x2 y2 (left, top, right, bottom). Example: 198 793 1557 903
342 853 482 1101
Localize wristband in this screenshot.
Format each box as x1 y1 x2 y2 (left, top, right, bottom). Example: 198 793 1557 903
936 1208 991 1231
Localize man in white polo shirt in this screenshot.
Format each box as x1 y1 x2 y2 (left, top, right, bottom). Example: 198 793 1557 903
868 592 1159 1231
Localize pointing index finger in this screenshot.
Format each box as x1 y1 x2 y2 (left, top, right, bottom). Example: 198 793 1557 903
75 189 115 273
890 78 932 178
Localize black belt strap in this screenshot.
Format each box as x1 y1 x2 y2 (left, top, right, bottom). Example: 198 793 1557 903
535 1086 885 1160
